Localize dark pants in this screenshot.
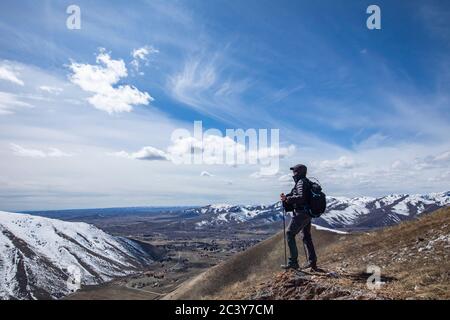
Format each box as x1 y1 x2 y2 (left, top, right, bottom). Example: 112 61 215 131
286 210 317 265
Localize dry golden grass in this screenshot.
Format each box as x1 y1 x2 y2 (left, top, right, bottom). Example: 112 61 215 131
165 207 449 300
319 206 450 299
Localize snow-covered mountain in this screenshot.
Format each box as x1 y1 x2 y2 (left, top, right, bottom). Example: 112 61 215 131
185 203 283 227
0 211 157 300
317 192 450 229
191 191 450 230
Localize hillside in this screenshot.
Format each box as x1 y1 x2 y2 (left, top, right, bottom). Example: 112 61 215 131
0 211 162 300
163 222 349 299
164 206 449 300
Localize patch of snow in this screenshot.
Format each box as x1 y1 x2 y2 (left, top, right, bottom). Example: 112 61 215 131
312 224 348 234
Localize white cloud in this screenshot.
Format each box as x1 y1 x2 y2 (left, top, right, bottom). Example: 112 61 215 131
10 144 73 158
68 49 153 114
131 45 158 73
0 91 32 115
47 148 73 157
250 145 296 161
0 63 24 86
278 174 292 182
434 150 450 162
250 171 278 179
39 86 63 95
356 133 389 150
111 146 169 161
167 134 295 166
168 135 243 165
10 143 46 158
413 149 450 170
111 135 295 174
391 160 404 170
200 171 214 177
315 156 356 171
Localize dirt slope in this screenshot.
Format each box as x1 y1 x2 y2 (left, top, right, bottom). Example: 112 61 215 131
164 207 449 300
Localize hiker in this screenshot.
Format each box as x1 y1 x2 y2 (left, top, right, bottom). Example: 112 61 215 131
280 164 318 271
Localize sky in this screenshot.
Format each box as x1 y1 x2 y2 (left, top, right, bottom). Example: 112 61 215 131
0 0 449 211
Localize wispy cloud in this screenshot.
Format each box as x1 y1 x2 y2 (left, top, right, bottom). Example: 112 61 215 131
271 84 304 103
0 63 24 86
0 91 32 115
10 143 73 158
168 53 252 123
39 85 63 95
169 57 217 108
419 3 450 43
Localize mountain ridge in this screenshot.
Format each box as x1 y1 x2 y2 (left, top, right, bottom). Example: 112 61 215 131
0 211 160 300
187 191 449 230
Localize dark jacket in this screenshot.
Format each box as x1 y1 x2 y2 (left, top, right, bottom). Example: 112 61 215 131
284 176 310 211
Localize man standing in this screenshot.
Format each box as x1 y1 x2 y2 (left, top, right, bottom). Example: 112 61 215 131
280 164 318 270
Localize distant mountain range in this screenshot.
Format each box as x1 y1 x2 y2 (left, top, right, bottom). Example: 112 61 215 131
21 206 191 221
1 191 448 300
186 192 450 230
0 211 159 300
16 191 450 233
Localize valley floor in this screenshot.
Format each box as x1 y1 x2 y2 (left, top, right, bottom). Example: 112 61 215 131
66 229 273 300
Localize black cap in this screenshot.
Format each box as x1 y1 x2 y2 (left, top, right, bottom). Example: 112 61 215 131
290 164 307 171
290 164 307 177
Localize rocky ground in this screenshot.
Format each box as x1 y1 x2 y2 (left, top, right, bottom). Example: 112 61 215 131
243 206 450 300
249 269 382 300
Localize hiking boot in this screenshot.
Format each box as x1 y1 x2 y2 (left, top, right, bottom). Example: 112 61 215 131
281 263 299 270
299 262 318 271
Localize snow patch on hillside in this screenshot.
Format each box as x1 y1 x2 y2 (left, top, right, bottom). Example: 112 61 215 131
312 224 348 234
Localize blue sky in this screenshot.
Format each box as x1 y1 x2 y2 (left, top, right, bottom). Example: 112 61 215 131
0 0 449 210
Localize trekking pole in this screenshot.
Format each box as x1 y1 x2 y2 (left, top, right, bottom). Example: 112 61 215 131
302 241 308 264
281 203 287 267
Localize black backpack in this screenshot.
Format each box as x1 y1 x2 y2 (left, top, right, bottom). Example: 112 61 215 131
306 178 327 218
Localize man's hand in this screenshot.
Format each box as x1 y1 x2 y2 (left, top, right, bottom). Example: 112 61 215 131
280 193 287 202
